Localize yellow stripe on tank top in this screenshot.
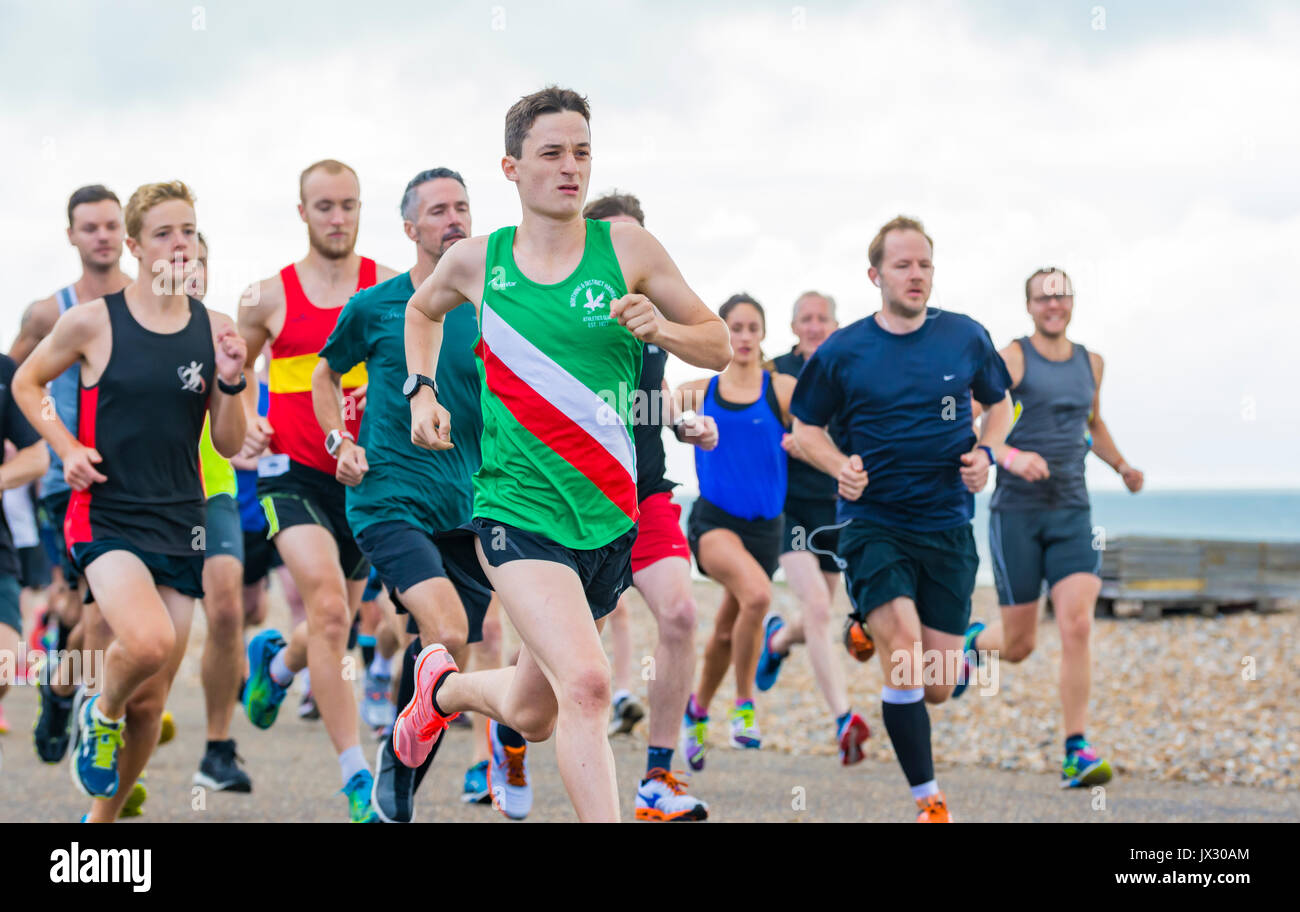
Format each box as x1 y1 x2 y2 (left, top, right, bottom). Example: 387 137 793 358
269 353 368 394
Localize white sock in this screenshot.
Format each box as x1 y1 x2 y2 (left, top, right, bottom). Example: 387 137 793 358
92 699 123 726
299 668 311 693
910 779 940 801
339 745 367 786
612 689 631 706
268 650 294 687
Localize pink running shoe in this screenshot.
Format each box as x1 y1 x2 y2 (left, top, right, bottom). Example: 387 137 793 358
392 643 459 768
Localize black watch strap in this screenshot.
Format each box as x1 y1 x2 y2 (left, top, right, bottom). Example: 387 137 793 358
217 373 247 395
403 373 439 401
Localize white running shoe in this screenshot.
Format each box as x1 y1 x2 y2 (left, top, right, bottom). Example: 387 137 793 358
635 768 708 822
487 719 532 820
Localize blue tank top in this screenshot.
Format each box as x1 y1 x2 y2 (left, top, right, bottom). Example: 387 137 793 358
236 381 271 531
695 371 787 520
40 286 81 498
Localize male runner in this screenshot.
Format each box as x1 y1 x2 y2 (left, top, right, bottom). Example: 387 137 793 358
189 233 253 793
583 190 712 820
236 159 397 821
0 354 51 770
13 180 247 821
14 186 131 764
401 86 730 822
789 215 1031 822
954 267 1143 789
756 290 871 765
304 166 531 822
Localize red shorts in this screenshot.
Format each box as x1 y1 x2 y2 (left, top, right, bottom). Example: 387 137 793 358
630 491 691 574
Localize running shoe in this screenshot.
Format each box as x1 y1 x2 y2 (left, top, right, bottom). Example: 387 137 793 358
754 613 787 692
71 693 123 799
341 769 379 823
243 629 290 729
372 739 415 823
392 643 459 768
843 616 876 662
609 692 645 735
1060 743 1114 789
837 712 870 766
118 779 147 818
298 690 319 720
157 711 175 745
462 759 490 804
193 739 252 792
680 701 708 771
486 719 531 820
950 620 985 699
635 768 708 822
728 701 761 749
915 792 952 823
32 680 75 763
362 668 395 732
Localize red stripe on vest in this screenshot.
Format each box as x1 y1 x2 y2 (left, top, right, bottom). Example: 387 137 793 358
64 385 99 549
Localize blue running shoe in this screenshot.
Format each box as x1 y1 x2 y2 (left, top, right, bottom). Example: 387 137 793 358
950 620 985 699
754 613 787 692
243 630 290 730
462 759 490 804
1061 743 1114 788
71 694 124 799
342 769 380 822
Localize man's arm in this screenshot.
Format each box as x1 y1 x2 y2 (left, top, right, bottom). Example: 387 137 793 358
208 312 248 458
1086 352 1143 492
235 279 279 454
9 297 58 364
0 441 49 491
311 359 367 485
792 417 867 501
612 224 730 371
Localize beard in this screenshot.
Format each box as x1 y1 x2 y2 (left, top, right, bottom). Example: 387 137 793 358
307 225 357 260
884 291 928 319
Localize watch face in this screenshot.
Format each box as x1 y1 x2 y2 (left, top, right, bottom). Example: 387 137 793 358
402 375 418 398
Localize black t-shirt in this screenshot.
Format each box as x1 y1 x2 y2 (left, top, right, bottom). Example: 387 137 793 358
0 354 42 577
773 347 838 503
633 343 676 501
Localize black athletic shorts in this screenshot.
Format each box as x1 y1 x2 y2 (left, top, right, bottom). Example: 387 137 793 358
204 494 244 563
257 458 369 581
687 496 783 580
989 508 1101 606
355 521 491 643
0 574 20 633
470 517 633 621
242 529 281 586
838 519 978 636
71 539 205 600
781 496 842 573
17 545 51 590
38 490 80 584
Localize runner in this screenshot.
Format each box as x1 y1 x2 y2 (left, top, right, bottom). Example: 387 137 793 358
583 190 711 820
754 290 871 765
789 215 1026 822
189 233 254 793
400 86 730 821
678 294 794 764
236 158 397 822
13 186 130 764
954 266 1143 790
0 355 52 766
12 180 247 822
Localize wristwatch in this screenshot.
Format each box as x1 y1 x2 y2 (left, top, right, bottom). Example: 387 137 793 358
325 429 355 458
403 373 439 401
673 409 698 440
217 373 247 395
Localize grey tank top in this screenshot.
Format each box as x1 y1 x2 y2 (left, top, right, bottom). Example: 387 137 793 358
990 337 1094 511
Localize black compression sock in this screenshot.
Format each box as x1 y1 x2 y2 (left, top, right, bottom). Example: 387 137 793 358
495 724 525 748
881 691 934 788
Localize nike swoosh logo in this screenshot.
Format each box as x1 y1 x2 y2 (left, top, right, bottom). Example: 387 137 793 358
943 374 956 381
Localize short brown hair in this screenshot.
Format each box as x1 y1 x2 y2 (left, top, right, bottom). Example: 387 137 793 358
67 184 120 228
124 181 195 240
583 191 644 225
299 159 359 202
504 86 590 159
1025 266 1072 300
868 215 934 270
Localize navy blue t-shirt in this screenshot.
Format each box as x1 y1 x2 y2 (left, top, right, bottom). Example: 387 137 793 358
790 309 1010 532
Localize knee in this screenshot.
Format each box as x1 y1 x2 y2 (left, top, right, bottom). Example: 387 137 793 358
311 596 351 645
737 587 771 616
1002 633 1036 663
478 615 503 654
655 595 696 643
559 665 612 717
204 598 243 642
802 595 833 628
1057 611 1093 649
924 683 953 705
128 629 175 673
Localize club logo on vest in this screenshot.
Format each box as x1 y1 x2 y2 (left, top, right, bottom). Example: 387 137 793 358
570 278 619 327
178 361 206 394
489 266 516 291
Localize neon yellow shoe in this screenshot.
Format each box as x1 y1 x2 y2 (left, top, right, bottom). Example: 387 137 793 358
157 712 175 746
118 779 148 818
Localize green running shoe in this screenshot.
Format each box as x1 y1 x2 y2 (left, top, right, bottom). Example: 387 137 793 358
1061 743 1114 788
342 769 380 822
243 630 290 730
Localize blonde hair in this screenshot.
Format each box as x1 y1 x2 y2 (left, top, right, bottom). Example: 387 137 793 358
867 215 933 270
124 180 195 240
299 159 359 202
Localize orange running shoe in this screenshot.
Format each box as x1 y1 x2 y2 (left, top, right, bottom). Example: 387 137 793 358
392 643 459 768
843 617 875 662
635 768 708 821
915 792 952 823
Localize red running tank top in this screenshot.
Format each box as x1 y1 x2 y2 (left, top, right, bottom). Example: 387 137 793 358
267 257 376 474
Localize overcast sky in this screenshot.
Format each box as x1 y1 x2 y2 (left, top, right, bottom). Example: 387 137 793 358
1 0 1295 491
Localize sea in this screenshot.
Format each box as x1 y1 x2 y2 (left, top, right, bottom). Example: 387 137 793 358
672 489 1300 585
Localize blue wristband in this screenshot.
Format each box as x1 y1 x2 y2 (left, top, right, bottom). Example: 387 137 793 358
978 445 995 467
